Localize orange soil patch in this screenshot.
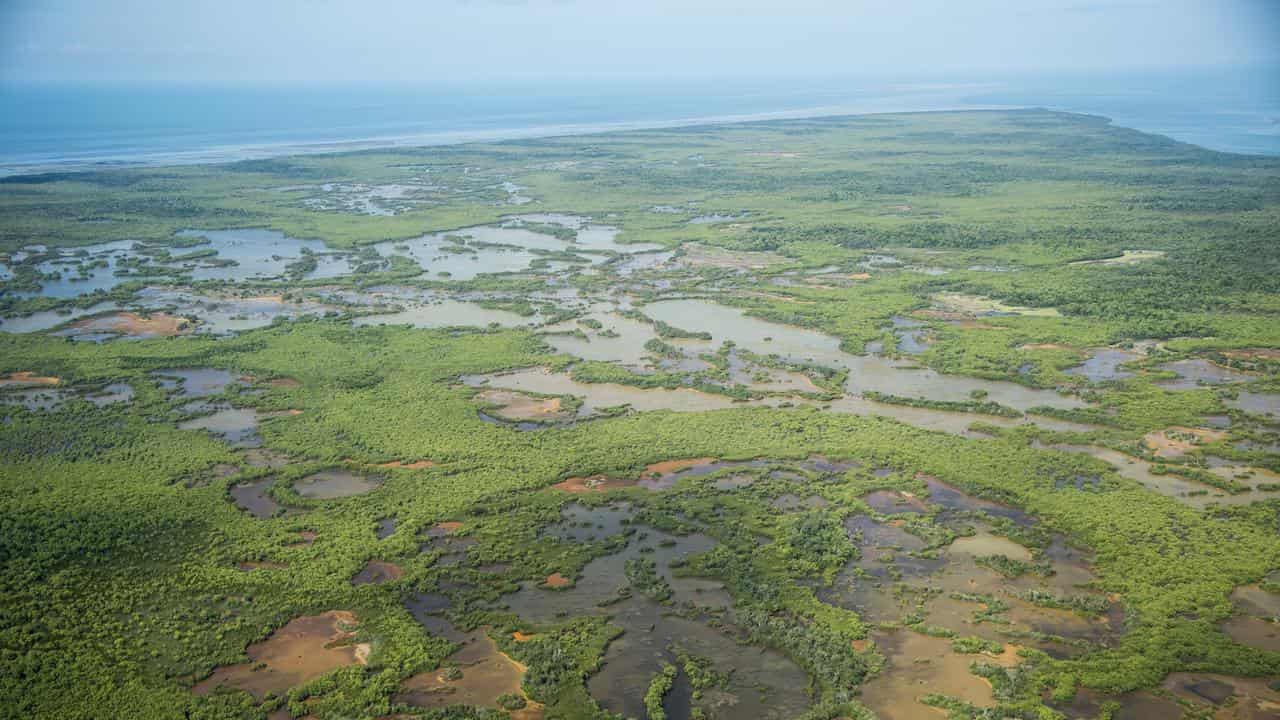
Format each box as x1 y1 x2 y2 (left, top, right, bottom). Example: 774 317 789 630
398 630 539 714
375 459 438 470
288 530 318 547
850 639 870 652
643 457 716 477
543 572 572 588
1020 343 1072 351
0 371 60 387
475 389 569 421
429 521 464 535
551 475 635 493
512 631 536 642
192 611 368 699
71 311 191 337
237 561 287 571
1143 426 1227 458
268 377 302 387
860 630 996 720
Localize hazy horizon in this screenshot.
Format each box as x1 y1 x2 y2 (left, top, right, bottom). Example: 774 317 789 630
2 0 1278 87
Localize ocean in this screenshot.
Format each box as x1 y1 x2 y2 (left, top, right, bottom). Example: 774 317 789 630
0 67 1276 175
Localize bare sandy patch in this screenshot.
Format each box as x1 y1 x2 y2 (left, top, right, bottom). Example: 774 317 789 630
933 292 1060 318
476 388 572 422
1020 343 1073 351
543 572 572 588
644 457 717 477
192 611 367 699
69 311 192 338
423 522 464 540
0 371 60 387
398 629 539 714
1143 426 1227 458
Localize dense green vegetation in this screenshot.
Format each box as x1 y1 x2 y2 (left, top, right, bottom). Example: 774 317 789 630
1 110 1278 719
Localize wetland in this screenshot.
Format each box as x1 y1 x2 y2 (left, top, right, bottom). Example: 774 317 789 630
2 109 1278 720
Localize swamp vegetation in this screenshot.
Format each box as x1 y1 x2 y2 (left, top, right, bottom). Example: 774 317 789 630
1 110 1278 719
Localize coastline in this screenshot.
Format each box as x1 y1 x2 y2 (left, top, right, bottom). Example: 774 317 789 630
0 100 1013 178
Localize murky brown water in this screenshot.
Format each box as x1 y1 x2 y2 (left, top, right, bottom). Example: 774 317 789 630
859 629 1014 720
643 299 1082 412
499 505 808 718
229 477 282 519
351 560 404 585
295 469 382 499
192 611 368 699
178 406 261 448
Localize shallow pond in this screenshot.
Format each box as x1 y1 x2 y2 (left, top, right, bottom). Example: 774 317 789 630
466 366 1094 439
153 368 240 398
295 469 382 499
1064 348 1139 381
354 299 538 329
230 477 283 520
1047 444 1280 509
463 367 742 414
859 629 1006 720
0 302 120 333
643 299 1082 412
178 406 261 448
501 509 806 719
135 287 336 334
1227 391 1280 417
1155 359 1255 390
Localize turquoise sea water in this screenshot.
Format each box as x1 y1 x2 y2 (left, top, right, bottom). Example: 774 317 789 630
0 68 1276 175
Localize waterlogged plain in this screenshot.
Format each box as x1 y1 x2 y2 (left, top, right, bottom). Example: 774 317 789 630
1 110 1279 720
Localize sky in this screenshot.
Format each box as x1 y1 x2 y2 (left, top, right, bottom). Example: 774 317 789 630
1 0 1277 86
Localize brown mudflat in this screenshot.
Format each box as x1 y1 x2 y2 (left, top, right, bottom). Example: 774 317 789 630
192 611 368 699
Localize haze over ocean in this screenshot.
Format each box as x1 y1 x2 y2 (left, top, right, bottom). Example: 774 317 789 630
1 67 1277 175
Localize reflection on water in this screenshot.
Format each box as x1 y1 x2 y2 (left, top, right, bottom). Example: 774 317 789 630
643 299 1082 411
500 507 808 719
1155 359 1255 390
1065 348 1139 381
355 299 538 329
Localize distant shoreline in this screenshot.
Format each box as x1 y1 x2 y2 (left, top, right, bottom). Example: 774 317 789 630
0 102 1012 178
1 102 1272 179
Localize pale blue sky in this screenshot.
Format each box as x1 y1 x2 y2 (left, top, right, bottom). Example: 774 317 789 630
1 0 1277 85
